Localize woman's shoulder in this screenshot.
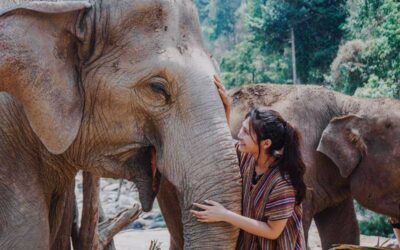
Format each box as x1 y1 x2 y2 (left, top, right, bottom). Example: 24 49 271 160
269 167 294 190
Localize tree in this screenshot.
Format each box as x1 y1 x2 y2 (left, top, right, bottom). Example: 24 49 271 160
210 0 242 39
329 0 400 99
248 0 347 83
194 0 348 87
193 0 210 23
220 35 291 88
194 0 241 41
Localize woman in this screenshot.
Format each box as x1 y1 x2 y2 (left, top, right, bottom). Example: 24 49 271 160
191 76 306 249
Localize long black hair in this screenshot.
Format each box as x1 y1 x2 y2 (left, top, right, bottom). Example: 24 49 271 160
246 107 306 204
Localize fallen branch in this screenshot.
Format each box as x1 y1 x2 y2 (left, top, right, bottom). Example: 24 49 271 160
98 204 142 247
148 240 162 250
99 200 116 250
74 173 143 250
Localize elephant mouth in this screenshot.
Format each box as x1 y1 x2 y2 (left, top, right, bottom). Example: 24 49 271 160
105 144 161 210
150 146 161 194
131 145 161 211
105 142 149 161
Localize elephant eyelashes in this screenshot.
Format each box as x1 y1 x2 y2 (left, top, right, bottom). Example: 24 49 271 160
150 81 171 103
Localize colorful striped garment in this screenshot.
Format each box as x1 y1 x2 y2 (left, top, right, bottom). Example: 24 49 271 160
235 144 306 250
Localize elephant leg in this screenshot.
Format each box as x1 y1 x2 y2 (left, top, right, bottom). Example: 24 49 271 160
314 197 359 250
157 176 183 250
51 181 76 250
301 191 314 248
78 172 101 250
0 182 50 249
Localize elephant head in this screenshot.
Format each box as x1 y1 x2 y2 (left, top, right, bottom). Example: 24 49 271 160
0 0 241 248
317 114 400 218
226 84 293 138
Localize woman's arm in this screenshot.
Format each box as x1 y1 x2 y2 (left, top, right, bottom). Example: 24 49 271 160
223 208 287 240
214 75 244 164
214 75 231 127
191 200 288 240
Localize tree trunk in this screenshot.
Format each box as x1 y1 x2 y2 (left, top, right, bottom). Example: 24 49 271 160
291 27 298 84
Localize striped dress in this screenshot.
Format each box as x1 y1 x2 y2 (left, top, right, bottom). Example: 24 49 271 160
235 144 305 250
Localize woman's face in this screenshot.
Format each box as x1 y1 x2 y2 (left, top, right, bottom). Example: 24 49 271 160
237 118 259 155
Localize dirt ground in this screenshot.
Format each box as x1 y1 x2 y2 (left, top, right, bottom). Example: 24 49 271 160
114 221 395 250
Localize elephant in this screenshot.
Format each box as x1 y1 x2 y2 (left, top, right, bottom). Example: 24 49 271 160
0 1 242 249
227 83 400 249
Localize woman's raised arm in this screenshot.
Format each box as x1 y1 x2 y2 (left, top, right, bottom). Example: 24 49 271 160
214 75 231 127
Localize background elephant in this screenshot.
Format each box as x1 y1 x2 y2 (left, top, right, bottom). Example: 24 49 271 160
227 83 400 249
0 1 241 249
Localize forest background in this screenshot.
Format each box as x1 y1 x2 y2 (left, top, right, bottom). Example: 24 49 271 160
193 0 399 237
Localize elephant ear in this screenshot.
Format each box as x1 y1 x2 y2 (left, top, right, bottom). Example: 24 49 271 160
0 1 91 154
317 115 367 178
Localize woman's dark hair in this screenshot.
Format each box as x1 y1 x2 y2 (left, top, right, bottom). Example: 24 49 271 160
246 107 306 204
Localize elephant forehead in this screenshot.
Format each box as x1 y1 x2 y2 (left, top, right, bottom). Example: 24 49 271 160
106 0 202 46
99 47 214 98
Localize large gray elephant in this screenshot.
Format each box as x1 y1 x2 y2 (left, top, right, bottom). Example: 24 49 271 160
228 83 400 249
0 1 242 249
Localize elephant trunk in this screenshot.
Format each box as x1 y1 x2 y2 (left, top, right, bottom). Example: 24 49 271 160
181 137 242 249
157 72 242 249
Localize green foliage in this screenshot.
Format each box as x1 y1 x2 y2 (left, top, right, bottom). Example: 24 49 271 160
355 75 399 98
359 214 393 237
220 37 290 88
327 40 366 94
194 0 241 41
210 0 241 39
355 202 394 237
329 0 400 98
193 0 210 23
343 0 384 40
193 0 346 87
248 0 347 83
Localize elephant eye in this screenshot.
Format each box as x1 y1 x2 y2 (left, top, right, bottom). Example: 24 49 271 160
150 82 166 94
149 78 171 103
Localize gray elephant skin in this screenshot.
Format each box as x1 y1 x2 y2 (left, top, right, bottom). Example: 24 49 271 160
0 1 242 249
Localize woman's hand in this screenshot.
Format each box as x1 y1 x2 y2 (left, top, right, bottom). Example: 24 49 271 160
214 75 231 126
191 199 289 240
191 200 228 223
